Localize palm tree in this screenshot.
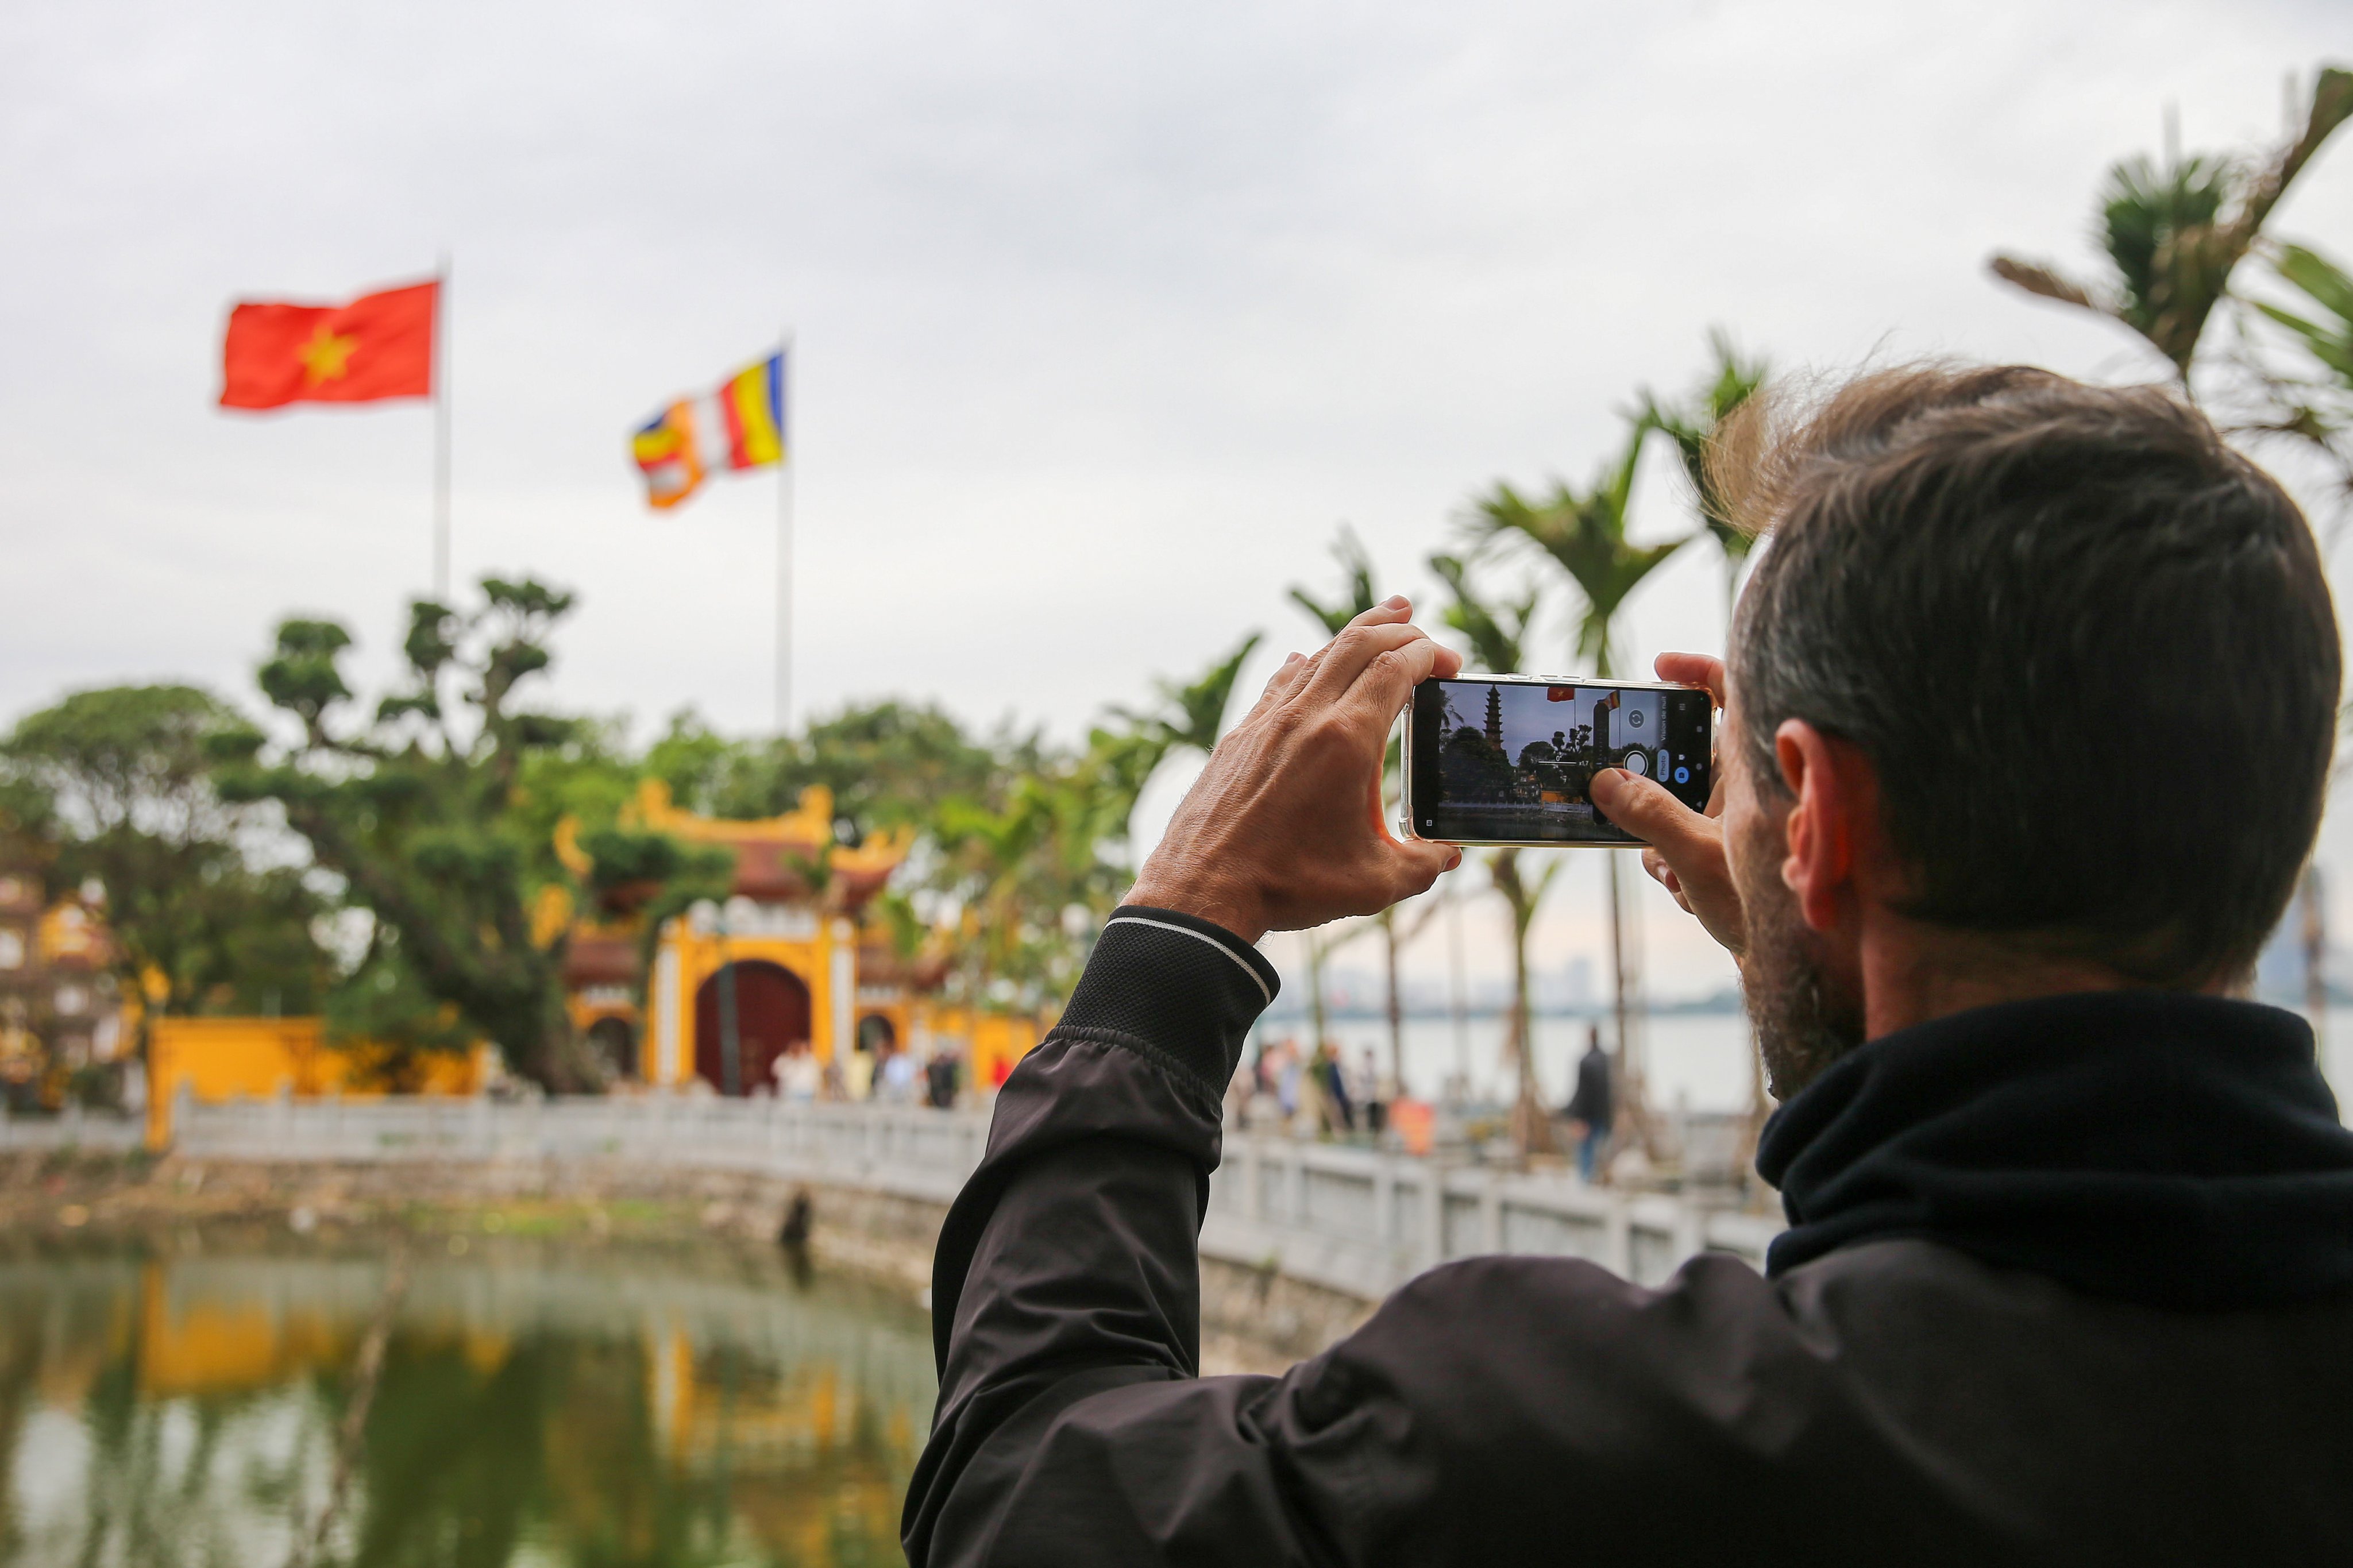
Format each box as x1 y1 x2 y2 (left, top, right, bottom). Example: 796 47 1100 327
1464 423 1695 1157
1111 630 1264 769
1464 424 1687 681
2243 242 2353 497
1638 333 1775 1187
1432 552 1559 1153
1429 553 1537 678
930 634 1270 1011
2260 244 2353 389
1991 68 2353 384
1636 330 1770 610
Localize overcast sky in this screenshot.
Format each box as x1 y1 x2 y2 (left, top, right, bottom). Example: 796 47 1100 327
3 0 2349 999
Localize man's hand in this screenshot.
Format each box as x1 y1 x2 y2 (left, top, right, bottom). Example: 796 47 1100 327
1588 652 1746 959
1126 597 1464 944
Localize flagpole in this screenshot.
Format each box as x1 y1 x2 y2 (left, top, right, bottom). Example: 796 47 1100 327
776 330 795 735
433 252 452 602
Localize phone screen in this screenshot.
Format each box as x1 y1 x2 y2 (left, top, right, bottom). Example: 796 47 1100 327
1407 677 1713 845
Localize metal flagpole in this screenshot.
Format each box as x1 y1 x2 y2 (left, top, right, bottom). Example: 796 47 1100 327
433 253 452 601
776 331 795 734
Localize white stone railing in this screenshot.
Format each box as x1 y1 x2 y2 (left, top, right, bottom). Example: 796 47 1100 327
0 1105 145 1154
162 1092 1780 1300
1206 1131 1781 1295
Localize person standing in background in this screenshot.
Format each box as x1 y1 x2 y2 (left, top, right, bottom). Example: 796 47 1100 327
843 1040 877 1102
1564 1025 1613 1183
1355 1047 1388 1136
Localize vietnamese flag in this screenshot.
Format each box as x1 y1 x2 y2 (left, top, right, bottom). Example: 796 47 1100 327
218 280 437 410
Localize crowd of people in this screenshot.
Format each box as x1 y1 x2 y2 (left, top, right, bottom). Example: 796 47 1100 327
1229 1036 1394 1137
762 1037 965 1109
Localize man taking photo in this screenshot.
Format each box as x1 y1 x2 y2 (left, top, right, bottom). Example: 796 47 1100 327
902 364 2353 1564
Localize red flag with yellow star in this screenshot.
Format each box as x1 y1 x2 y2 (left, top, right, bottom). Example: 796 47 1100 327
218 280 437 410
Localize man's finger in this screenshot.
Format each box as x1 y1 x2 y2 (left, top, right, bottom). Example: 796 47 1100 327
1299 619 1436 707
1654 652 1728 709
1591 768 1712 855
1342 633 1456 729
1246 652 1310 721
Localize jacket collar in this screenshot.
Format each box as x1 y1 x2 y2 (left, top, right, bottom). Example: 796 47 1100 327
1755 991 2353 1309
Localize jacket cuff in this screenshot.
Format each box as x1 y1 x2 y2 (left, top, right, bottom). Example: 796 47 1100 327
1052 905 1281 1098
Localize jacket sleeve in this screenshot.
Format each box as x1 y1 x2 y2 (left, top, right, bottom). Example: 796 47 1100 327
901 903 1353 1565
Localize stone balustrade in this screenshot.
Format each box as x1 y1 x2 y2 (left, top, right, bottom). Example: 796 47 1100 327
107 1091 1781 1301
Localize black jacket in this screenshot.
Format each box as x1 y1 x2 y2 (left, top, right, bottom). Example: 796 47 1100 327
904 906 2353 1565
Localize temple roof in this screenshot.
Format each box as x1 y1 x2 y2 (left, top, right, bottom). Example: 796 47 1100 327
615 780 908 912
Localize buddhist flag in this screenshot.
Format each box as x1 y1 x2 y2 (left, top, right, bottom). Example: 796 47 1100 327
218 280 438 410
632 350 786 511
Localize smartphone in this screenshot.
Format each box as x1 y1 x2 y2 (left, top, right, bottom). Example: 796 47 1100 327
1402 675 1714 847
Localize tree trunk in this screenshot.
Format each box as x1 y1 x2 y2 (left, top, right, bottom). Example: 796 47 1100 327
1607 852 1629 1085
494 967 591 1094
1383 912 1404 1094
1494 849 1554 1158
1606 853 1656 1160
1306 932 1329 1051
1733 1012 1773 1209
1446 893 1470 1102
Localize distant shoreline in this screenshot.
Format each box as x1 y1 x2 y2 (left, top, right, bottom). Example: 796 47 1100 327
1258 997 1748 1024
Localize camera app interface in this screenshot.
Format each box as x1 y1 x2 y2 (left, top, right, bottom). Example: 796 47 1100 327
1411 678 1711 844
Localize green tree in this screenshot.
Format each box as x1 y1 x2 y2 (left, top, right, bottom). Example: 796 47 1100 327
1287 524 1379 639
2241 242 2353 495
701 700 1016 836
2260 243 2353 389
1111 631 1264 766
217 581 599 1091
925 634 1266 1013
2 685 333 1038
1991 68 2353 382
1464 423 1687 682
933 779 1067 1006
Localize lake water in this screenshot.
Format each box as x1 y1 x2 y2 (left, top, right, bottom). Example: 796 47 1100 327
0 1245 936 1568
1272 1006 2353 1119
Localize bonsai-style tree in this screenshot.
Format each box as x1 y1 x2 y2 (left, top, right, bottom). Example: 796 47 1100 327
217 580 599 1091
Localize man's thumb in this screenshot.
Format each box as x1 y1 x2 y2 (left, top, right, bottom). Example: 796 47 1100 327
1590 769 1700 847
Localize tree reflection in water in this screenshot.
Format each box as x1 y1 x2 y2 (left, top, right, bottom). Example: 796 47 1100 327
0 1247 934 1567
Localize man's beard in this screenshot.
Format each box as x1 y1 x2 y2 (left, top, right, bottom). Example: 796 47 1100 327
1735 829 1865 1100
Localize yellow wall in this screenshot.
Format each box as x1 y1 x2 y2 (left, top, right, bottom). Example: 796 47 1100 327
913 1003 1045 1090
148 1017 487 1148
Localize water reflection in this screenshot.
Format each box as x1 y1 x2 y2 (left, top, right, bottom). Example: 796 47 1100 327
0 1245 935 1566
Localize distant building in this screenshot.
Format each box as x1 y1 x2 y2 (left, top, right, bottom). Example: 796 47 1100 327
0 849 134 1111
555 781 1042 1097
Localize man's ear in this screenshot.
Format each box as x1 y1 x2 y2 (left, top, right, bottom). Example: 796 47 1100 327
1773 719 1869 933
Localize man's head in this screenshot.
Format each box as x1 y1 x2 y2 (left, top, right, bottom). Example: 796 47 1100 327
1716 364 2339 1094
